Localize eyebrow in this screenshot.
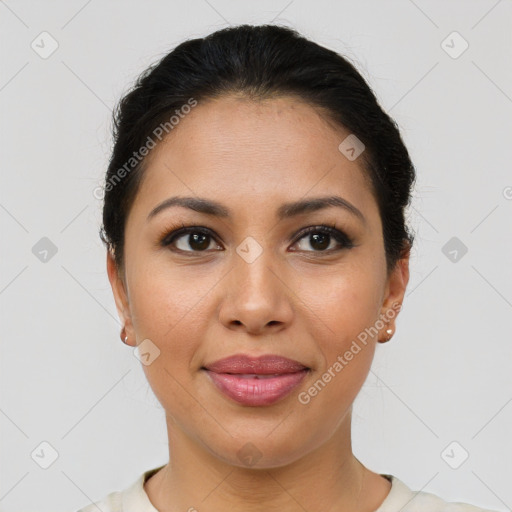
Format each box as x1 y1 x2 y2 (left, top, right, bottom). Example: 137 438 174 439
147 195 366 224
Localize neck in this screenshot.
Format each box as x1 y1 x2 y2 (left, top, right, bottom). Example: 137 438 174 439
144 412 390 512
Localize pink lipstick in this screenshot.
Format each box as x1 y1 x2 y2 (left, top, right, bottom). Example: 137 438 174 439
203 354 309 406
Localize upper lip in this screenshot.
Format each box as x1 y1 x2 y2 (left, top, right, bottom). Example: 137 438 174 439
203 354 308 374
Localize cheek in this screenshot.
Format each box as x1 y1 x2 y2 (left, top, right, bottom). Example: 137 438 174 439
296 278 379 434
127 265 212 388
128 260 212 337
315 280 379 392
299 263 384 341
295 261 383 408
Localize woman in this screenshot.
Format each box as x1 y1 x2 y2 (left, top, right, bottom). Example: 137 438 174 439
78 24 497 512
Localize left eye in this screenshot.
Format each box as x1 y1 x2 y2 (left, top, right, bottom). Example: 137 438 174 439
291 226 353 252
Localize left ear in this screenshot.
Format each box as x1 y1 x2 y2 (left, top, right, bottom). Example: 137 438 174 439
377 246 410 343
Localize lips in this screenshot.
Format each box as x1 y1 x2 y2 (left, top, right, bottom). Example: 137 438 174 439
203 354 308 374
202 354 309 406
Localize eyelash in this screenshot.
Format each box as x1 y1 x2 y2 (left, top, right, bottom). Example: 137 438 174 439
159 222 355 255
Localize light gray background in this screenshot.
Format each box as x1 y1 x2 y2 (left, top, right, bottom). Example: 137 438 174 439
1 1 511 511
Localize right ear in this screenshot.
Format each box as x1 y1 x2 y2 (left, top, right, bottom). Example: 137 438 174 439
106 249 136 347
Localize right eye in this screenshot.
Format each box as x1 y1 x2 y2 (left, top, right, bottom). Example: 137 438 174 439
161 226 223 254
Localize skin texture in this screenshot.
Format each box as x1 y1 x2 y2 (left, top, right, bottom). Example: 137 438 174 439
107 94 410 512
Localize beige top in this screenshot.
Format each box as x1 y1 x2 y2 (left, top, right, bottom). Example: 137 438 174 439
76 465 498 512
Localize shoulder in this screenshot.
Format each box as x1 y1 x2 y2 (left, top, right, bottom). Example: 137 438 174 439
380 475 500 512
73 465 164 512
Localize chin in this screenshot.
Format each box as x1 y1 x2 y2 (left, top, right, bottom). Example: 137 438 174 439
198 427 315 471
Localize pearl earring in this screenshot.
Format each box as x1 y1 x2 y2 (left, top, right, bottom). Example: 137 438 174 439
120 326 129 345
381 328 393 343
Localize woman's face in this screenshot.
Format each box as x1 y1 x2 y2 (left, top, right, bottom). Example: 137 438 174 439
108 94 409 468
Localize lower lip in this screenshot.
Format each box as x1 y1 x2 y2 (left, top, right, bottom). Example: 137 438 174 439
204 369 309 406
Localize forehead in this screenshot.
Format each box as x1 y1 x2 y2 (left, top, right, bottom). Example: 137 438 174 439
129 94 377 224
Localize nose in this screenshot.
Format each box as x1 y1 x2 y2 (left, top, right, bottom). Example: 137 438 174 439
217 247 294 335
